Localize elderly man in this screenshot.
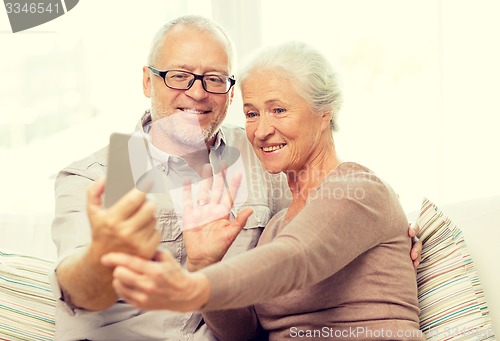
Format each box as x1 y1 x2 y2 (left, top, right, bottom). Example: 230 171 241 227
50 15 421 341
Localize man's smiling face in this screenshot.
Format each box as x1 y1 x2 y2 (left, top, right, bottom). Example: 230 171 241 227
143 24 234 146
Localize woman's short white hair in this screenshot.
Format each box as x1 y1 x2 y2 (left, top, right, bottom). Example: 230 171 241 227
238 41 343 131
147 15 235 74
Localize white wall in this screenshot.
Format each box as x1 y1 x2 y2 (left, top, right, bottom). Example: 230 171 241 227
0 0 499 221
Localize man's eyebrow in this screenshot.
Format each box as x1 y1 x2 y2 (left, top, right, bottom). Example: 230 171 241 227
173 64 229 75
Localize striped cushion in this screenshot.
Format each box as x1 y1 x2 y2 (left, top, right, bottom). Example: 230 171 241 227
416 198 495 340
0 250 55 341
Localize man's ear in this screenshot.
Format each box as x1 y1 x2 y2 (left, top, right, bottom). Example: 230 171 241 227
229 86 235 105
143 66 152 98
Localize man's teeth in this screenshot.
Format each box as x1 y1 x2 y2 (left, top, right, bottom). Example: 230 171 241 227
262 144 285 152
182 109 204 115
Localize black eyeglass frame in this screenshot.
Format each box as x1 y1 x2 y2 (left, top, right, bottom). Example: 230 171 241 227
148 66 236 94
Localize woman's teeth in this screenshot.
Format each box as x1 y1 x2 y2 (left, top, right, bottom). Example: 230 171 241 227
262 144 285 152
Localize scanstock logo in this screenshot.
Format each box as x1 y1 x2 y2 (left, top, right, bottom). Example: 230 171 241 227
4 0 79 33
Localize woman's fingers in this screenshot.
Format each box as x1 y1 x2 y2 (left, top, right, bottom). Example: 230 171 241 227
183 178 194 213
233 208 253 229
182 167 244 233
209 171 225 205
221 171 242 209
102 252 142 269
197 164 213 206
102 250 188 309
110 264 152 307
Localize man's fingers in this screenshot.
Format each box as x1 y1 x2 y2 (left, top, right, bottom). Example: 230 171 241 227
126 199 156 231
87 178 106 210
109 187 148 220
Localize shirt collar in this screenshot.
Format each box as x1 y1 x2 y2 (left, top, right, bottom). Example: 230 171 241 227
138 109 227 171
211 126 226 151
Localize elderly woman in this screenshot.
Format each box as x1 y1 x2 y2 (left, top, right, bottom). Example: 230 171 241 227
103 41 424 340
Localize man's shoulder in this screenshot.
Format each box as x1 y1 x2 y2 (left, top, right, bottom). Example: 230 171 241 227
59 145 109 181
220 124 246 141
219 124 258 160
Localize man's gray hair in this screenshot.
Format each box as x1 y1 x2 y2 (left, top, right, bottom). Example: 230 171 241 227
238 41 343 131
147 15 236 74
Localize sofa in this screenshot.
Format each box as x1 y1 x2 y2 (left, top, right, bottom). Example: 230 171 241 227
1 196 499 341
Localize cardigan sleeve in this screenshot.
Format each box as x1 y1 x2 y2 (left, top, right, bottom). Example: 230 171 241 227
202 306 267 341
200 163 403 311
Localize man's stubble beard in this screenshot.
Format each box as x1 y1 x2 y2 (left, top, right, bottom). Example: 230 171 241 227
151 105 226 147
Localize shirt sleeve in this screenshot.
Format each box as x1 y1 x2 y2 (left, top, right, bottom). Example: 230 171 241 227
49 156 105 311
200 164 401 311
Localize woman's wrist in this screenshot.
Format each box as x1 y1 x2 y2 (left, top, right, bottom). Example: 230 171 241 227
186 257 219 272
188 272 211 310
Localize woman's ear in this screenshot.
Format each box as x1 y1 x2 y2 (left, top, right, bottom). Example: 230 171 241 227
321 112 333 131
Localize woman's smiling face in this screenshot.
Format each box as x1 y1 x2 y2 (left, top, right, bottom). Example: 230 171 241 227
242 70 329 174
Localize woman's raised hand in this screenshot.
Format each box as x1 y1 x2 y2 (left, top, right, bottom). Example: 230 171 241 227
182 164 253 271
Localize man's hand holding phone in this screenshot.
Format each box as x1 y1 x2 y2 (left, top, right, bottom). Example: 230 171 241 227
87 178 160 262
54 133 161 312
88 132 161 262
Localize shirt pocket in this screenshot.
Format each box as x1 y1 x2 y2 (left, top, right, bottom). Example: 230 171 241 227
238 204 272 229
156 212 184 262
225 205 272 256
157 212 182 242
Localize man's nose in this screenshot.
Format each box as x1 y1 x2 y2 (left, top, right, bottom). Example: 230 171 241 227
184 78 209 100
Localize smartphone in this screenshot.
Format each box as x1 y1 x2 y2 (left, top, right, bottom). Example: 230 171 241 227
103 132 152 208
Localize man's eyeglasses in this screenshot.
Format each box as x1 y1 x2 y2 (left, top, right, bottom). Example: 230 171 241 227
148 66 235 94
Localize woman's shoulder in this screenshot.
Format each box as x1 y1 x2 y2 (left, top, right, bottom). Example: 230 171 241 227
325 161 382 187
332 161 375 176
319 162 406 234
319 161 397 206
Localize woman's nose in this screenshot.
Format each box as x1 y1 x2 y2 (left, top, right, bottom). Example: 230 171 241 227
254 116 275 140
